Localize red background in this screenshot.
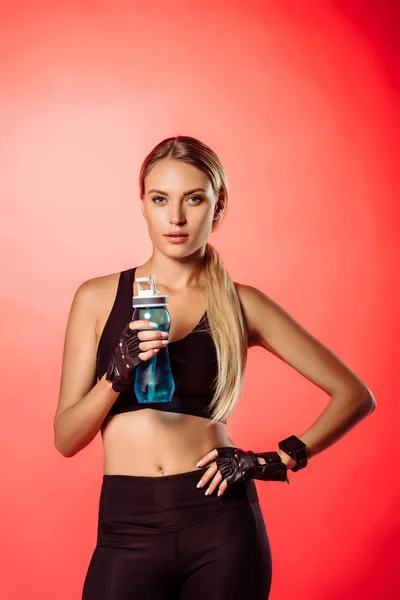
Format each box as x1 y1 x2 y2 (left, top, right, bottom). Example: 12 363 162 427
1 1 397 598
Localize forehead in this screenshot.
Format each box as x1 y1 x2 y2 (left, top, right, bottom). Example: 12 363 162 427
145 159 213 194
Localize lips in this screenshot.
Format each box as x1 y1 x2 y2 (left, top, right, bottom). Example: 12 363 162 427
166 233 188 237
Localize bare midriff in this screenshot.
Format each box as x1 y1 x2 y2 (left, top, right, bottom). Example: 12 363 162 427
101 409 236 476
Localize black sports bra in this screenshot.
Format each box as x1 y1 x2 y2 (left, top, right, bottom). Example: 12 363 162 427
96 267 225 423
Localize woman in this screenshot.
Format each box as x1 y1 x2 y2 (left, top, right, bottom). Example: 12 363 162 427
54 135 376 600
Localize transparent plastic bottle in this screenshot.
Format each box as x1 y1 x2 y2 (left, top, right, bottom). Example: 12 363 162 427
132 274 175 403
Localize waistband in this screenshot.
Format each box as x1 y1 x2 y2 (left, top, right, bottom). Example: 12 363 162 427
98 467 259 532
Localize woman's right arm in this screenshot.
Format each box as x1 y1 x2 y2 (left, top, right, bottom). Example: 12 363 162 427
53 279 119 458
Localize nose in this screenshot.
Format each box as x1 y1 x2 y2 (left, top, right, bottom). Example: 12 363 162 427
169 208 186 225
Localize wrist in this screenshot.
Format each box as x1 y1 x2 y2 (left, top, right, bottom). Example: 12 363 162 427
255 452 295 470
277 449 297 470
102 373 121 395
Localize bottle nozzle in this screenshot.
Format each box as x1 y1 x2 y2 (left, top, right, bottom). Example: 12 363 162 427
136 275 162 298
133 274 168 307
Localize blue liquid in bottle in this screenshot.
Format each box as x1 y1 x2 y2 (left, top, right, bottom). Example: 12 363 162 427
132 276 175 403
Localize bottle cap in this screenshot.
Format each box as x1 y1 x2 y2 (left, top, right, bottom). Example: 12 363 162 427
133 275 169 307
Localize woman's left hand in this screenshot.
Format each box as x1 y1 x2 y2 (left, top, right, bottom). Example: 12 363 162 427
196 446 297 496
195 448 228 497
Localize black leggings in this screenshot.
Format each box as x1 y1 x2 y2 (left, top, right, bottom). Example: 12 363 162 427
82 467 272 599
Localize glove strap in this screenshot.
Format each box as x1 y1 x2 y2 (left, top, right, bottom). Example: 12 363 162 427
106 323 142 392
255 451 290 484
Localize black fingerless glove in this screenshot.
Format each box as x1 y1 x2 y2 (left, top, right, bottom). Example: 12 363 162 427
105 322 142 392
216 447 290 485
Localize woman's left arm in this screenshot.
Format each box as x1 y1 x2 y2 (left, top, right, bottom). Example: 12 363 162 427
240 284 377 465
196 285 376 496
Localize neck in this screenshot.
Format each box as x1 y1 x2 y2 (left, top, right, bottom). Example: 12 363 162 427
139 250 207 291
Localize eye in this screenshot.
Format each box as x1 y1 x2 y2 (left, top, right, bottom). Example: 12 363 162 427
151 196 203 204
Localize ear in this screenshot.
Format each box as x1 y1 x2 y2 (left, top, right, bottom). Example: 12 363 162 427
214 192 225 219
141 203 147 220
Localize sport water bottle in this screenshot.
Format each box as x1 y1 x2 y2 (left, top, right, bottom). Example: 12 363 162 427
132 274 175 403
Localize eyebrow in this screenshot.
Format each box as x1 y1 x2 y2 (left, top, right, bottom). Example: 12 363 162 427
147 188 207 196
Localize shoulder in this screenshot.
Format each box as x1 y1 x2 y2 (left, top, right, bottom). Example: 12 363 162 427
72 270 121 321
235 282 286 348
235 281 271 305
234 282 267 346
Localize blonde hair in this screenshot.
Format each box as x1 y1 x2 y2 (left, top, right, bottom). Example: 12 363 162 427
139 136 248 425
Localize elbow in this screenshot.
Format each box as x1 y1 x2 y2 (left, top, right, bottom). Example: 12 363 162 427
355 386 377 416
53 411 77 458
367 394 377 414
54 426 78 458
335 384 377 419
54 436 76 458
363 386 377 413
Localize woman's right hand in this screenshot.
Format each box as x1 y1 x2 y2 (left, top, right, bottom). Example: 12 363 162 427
134 320 170 361
105 320 169 392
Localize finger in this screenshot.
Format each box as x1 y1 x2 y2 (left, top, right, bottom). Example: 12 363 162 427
129 320 158 330
196 462 218 489
217 479 229 497
205 471 223 496
137 329 169 341
138 348 161 361
196 448 218 467
138 338 170 352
